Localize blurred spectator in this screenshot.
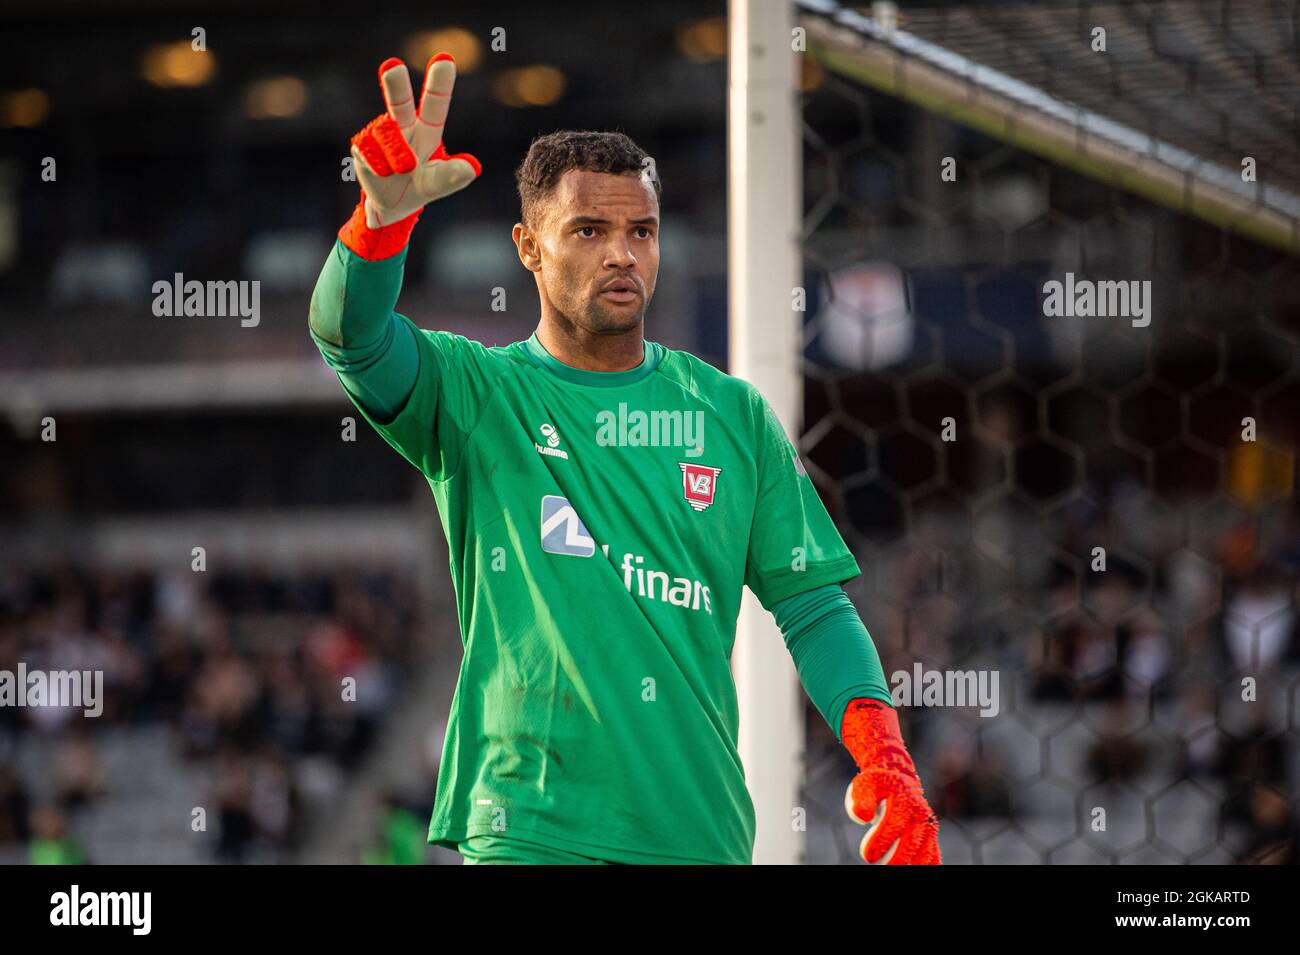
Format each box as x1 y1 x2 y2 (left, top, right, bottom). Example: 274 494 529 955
28 804 85 865
931 742 1013 818
363 793 427 865
1174 685 1222 779
1085 702 1151 783
1218 708 1290 830
1 561 420 863
1236 785 1297 865
214 750 255 863
1222 563 1294 672
53 725 106 811
0 767 30 845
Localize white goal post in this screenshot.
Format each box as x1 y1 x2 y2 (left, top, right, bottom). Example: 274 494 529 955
729 0 805 865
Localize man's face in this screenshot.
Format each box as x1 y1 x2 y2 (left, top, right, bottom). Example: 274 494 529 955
515 169 659 335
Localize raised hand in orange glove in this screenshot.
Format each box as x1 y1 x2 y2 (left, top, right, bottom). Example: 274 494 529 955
340 54 482 260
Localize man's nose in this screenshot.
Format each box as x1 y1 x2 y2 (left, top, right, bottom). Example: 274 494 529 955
603 238 637 268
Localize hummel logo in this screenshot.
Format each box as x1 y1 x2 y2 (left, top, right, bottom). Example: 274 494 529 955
535 422 569 460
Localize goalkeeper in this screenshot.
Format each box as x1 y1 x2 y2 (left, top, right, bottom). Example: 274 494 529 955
309 55 940 865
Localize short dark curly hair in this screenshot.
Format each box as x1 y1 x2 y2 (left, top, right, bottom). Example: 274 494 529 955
515 130 661 229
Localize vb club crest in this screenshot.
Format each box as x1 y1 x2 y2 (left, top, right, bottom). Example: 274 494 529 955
678 463 722 512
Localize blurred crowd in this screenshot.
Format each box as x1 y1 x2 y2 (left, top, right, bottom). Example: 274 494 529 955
807 489 1300 864
0 562 420 863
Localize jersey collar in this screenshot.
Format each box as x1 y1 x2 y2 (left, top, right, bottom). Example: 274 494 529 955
523 331 662 387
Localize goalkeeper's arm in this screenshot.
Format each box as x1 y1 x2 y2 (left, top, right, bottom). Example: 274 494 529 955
309 241 421 422
308 54 480 422
774 584 942 864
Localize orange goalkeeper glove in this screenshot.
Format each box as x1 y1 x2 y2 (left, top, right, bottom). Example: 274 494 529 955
841 698 941 865
339 54 481 260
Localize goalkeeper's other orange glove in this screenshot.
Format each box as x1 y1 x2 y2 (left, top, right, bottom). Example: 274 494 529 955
339 54 481 260
842 698 941 864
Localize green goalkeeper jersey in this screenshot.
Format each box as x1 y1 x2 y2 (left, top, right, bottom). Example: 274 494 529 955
327 259 861 864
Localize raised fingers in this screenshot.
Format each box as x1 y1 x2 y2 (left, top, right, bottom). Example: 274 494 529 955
411 53 457 162
378 57 417 132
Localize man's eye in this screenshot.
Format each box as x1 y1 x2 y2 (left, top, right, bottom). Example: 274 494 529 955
636 227 653 239
576 226 596 237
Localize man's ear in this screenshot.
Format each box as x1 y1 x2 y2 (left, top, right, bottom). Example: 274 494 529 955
512 222 542 273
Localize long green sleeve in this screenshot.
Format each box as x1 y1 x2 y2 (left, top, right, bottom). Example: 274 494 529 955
771 583 894 743
308 237 422 423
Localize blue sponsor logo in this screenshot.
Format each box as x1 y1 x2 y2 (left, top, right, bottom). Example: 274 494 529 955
540 495 595 557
